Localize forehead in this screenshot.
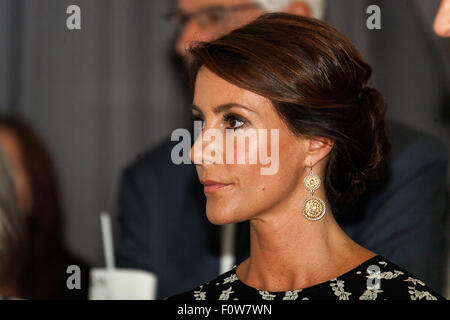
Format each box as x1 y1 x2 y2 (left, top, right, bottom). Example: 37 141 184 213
177 0 254 12
193 67 269 110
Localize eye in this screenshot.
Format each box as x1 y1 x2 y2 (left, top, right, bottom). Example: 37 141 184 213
179 13 191 26
191 115 205 129
224 113 246 130
166 11 191 27
204 7 227 24
206 9 224 23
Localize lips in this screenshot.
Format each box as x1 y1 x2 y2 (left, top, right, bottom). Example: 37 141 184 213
200 180 232 193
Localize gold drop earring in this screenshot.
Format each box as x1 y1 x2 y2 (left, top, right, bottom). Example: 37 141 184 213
302 164 326 221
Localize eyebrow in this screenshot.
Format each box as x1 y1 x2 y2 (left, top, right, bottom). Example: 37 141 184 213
191 103 257 115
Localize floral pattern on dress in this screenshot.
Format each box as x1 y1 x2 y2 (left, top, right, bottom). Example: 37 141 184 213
218 286 234 300
223 273 239 285
282 289 302 300
166 255 445 301
378 270 404 280
407 289 437 300
404 277 426 287
359 288 384 300
404 277 437 300
258 290 276 300
193 285 206 300
330 278 352 300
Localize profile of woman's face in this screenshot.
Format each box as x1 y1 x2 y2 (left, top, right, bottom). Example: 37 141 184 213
190 67 309 225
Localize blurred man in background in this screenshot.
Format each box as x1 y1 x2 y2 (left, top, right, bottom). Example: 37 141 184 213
116 0 448 299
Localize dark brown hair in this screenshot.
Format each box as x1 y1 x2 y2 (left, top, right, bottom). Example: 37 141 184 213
0 144 25 291
188 13 390 213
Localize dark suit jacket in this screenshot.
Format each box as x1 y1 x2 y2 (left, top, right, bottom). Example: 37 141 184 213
116 120 448 299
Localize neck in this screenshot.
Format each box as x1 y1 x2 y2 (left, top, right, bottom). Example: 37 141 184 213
236 189 374 292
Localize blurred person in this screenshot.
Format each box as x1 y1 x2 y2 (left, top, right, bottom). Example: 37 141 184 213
0 115 90 300
0 146 25 299
434 0 450 37
173 0 321 61
165 13 443 299
116 0 448 299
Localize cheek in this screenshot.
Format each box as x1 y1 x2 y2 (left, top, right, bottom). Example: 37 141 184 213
236 131 303 206
204 132 301 224
203 135 266 224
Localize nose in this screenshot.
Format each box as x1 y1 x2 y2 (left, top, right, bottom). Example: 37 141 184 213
190 126 224 165
190 129 203 164
176 20 200 57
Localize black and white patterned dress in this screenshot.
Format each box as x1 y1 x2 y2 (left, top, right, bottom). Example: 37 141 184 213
167 255 445 300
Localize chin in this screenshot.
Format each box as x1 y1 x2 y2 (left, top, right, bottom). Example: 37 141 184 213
206 209 233 225
205 203 241 225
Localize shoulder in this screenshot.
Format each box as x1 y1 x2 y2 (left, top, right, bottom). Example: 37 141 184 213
388 120 448 172
358 256 445 300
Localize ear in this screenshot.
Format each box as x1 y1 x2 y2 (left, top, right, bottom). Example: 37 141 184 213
282 1 312 17
304 137 334 167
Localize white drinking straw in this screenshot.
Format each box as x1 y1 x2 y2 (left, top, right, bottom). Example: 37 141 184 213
220 223 236 274
100 212 115 269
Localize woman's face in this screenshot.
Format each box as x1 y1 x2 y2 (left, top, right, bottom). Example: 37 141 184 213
190 67 309 225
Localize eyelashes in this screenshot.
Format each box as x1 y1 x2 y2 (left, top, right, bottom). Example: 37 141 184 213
191 113 248 131
223 113 246 130
191 115 206 130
